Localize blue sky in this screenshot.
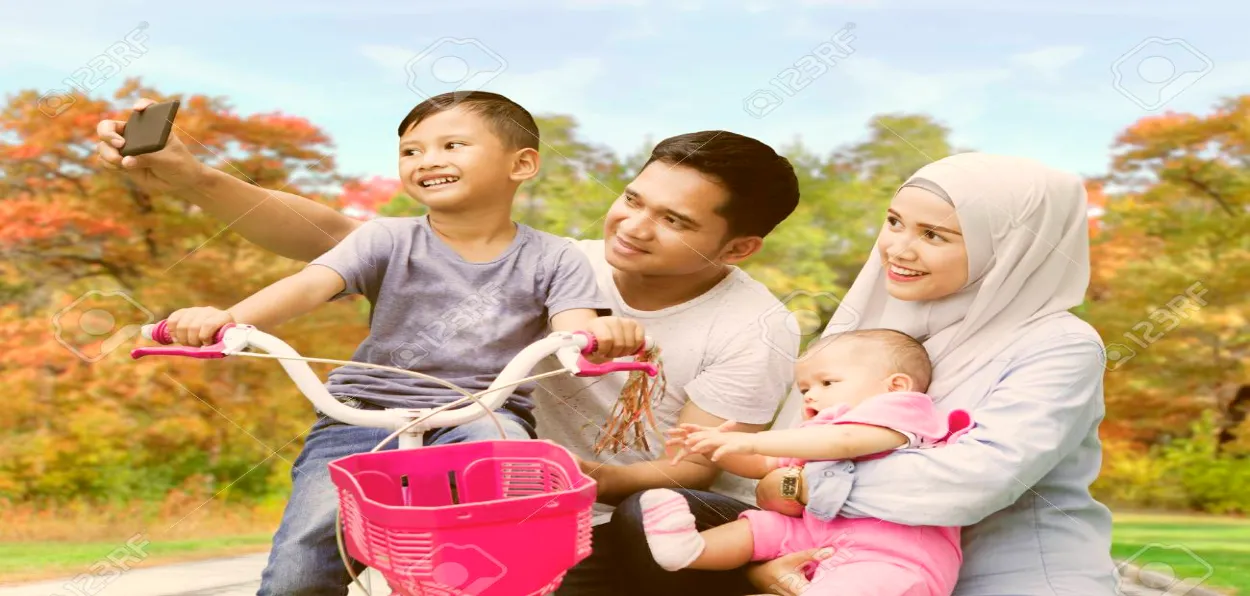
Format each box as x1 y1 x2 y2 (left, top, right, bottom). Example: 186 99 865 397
3 0 1247 183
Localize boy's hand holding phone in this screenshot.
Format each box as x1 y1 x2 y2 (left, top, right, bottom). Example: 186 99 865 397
96 98 206 193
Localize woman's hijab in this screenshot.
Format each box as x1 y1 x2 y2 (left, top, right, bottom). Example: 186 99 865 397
805 152 1094 409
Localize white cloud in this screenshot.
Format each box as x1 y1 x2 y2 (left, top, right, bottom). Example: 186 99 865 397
359 44 606 117
564 0 649 8
1011 45 1086 80
609 18 662 41
837 57 1012 118
489 58 606 115
359 44 419 75
0 22 340 117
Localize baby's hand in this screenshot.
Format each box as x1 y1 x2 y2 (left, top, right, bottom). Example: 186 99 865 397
687 429 757 462
584 316 645 360
665 420 750 464
166 307 234 347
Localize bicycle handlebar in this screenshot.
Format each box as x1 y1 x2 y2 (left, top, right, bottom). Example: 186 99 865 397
131 320 657 434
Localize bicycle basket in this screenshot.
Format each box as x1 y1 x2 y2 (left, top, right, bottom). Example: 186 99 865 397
328 440 596 596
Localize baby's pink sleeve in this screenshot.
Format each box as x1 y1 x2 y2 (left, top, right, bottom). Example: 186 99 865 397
833 392 974 448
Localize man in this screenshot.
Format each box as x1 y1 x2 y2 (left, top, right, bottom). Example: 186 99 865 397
96 98 805 594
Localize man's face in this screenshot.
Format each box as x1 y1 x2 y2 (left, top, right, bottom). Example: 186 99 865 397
602 161 738 276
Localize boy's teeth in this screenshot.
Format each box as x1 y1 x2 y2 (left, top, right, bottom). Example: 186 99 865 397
421 176 459 187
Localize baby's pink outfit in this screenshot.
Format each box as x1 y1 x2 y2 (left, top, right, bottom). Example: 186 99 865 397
740 392 974 596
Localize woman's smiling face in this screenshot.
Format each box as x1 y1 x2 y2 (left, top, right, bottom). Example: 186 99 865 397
876 186 970 302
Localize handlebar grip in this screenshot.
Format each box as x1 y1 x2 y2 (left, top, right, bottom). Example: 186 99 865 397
131 320 234 360
142 319 230 345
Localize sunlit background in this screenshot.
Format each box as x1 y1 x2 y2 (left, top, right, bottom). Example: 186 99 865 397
1 1 1247 594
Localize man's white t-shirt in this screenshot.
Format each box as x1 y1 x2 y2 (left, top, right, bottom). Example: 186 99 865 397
533 239 799 525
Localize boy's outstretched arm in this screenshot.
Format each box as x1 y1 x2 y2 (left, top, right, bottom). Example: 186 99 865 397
96 99 362 262
164 265 345 346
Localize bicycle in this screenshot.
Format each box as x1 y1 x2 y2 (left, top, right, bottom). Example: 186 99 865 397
132 319 658 596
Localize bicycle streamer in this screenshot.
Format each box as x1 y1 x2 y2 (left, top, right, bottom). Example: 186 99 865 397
592 343 667 455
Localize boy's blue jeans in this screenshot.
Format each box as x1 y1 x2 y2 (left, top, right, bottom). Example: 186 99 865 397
256 403 535 596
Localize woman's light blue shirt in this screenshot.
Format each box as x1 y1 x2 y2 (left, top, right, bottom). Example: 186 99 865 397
803 313 1118 595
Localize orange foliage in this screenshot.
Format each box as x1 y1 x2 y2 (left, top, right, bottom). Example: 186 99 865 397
0 79 371 506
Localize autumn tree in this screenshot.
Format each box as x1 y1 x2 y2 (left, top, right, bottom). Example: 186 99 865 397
1089 96 1250 446
0 79 369 502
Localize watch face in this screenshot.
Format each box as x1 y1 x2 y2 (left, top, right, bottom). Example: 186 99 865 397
780 475 798 498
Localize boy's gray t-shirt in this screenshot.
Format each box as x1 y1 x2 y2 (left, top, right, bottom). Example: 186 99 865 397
308 215 609 414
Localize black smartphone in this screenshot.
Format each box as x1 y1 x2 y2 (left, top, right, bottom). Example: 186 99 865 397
120 100 180 157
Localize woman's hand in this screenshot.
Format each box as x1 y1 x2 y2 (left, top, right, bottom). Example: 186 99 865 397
744 547 837 594
755 466 806 517
165 307 234 347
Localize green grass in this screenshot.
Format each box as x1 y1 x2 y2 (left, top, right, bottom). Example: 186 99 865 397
1113 513 1250 594
3 513 1247 592
0 535 272 583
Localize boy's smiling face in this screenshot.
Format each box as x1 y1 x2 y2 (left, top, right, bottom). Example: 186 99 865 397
397 106 521 212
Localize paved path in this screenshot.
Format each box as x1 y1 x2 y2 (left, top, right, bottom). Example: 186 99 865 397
0 554 386 596
0 553 1218 596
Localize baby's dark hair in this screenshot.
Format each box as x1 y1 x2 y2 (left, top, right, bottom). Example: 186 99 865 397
802 329 933 392
397 91 540 151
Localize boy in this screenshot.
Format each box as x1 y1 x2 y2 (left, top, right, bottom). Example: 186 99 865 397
159 91 647 595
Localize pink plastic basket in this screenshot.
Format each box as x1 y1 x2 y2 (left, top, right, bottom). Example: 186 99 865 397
328 440 597 596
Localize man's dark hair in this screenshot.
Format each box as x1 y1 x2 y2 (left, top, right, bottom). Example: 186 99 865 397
397 91 540 151
643 131 799 238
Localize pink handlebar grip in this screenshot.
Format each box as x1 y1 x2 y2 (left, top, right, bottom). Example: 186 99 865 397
130 319 234 360
571 331 658 378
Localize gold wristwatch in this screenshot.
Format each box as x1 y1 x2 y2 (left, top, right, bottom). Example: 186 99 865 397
779 466 803 500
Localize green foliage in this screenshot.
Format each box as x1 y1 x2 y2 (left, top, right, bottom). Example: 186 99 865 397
1095 412 1250 514
2 78 1246 517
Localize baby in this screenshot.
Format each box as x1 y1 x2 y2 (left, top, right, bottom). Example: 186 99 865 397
643 328 974 596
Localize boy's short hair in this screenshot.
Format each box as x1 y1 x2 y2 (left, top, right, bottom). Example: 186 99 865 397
644 131 799 239
397 91 540 151
804 328 933 393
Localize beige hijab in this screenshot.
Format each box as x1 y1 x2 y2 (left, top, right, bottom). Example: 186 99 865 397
816 152 1093 403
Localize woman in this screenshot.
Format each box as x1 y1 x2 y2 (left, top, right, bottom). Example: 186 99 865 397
607 152 1118 595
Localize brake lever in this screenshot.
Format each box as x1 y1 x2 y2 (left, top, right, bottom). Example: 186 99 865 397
571 331 658 378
